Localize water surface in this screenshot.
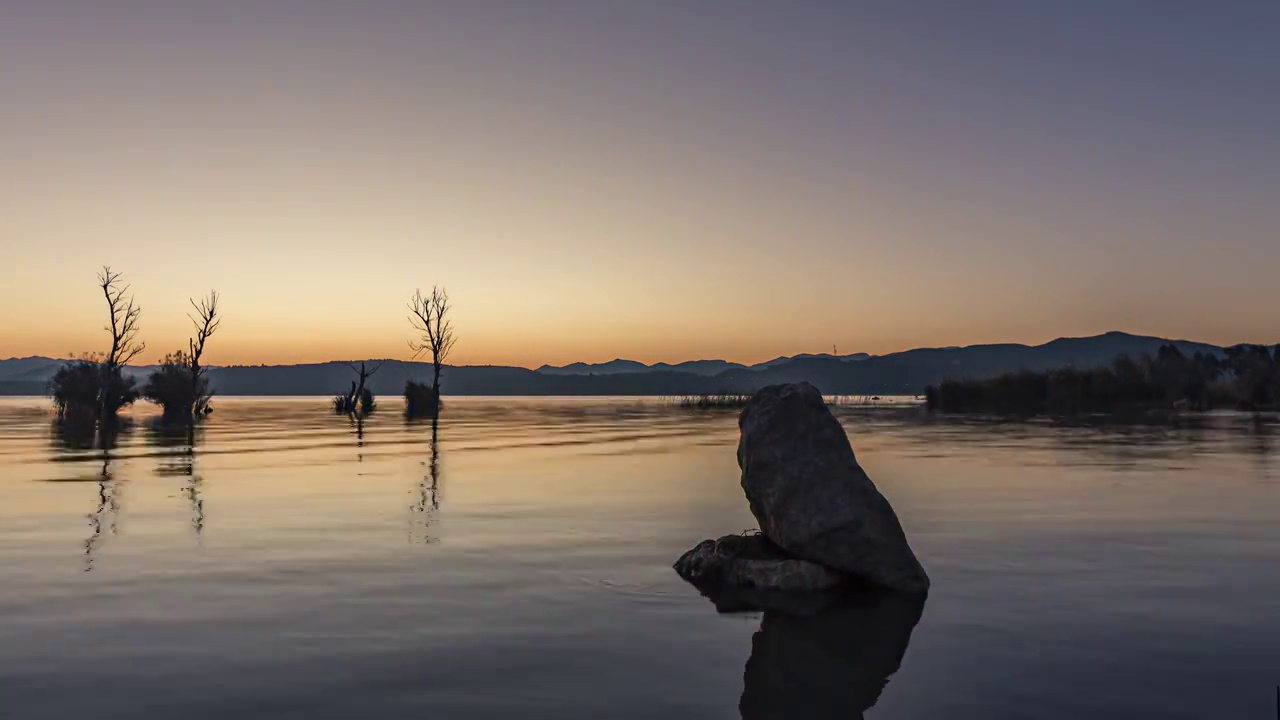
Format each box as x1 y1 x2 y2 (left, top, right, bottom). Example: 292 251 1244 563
1 397 1278 718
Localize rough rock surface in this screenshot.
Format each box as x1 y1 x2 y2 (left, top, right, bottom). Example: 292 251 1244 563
674 534 846 592
673 533 849 614
737 382 929 594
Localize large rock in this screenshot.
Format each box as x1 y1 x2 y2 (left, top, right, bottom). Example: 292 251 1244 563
674 534 849 615
737 383 930 594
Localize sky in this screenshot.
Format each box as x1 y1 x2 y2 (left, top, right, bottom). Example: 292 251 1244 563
1 1 1278 368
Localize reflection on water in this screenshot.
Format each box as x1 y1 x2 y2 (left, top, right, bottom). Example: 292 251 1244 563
1 397 1278 719
145 419 206 542
51 415 135 453
50 417 102 451
409 417 442 544
48 418 135 571
83 455 121 572
858 406 1278 465
350 414 366 460
740 592 925 720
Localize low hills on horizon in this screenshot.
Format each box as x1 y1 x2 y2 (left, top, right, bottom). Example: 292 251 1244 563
0 331 1255 398
534 352 873 377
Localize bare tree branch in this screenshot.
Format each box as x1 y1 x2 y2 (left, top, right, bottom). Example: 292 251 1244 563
97 266 145 368
95 266 145 423
341 360 384 378
337 359 384 416
407 286 456 402
187 291 221 361
186 290 220 418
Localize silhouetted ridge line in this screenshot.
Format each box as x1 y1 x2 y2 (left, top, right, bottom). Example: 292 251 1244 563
4 332 1273 397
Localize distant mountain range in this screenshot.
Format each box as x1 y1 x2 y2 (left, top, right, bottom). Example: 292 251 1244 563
534 353 871 376
535 358 741 376
0 332 1252 397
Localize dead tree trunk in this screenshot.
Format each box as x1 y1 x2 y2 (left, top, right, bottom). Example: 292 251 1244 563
186 291 221 420
408 286 456 414
96 267 144 426
340 361 383 416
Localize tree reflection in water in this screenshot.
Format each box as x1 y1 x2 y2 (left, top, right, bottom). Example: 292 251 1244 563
52 418 132 572
409 417 441 544
147 419 206 542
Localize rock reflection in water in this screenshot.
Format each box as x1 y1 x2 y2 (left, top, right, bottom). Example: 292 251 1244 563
739 591 925 720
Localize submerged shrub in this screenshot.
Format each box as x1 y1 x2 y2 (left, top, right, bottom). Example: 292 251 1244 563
404 380 439 418
142 351 212 420
334 383 376 416
48 355 138 421
49 358 101 420
334 361 382 417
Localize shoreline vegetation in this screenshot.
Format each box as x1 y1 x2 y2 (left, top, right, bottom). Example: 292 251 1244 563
925 343 1280 415
45 268 456 432
671 393 753 408
669 393 891 409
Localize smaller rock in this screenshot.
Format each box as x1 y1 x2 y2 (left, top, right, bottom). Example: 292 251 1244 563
674 534 850 614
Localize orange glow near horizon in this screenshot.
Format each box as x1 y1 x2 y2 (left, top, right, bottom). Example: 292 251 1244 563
2 283 1271 370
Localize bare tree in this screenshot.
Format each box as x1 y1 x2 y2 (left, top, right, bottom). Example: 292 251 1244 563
99 266 145 369
408 286 457 404
337 360 384 415
97 267 144 422
187 291 221 417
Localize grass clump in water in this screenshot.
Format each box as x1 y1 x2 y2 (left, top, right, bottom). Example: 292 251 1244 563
672 393 753 408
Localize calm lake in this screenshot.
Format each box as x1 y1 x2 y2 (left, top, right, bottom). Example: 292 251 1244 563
1 396 1278 719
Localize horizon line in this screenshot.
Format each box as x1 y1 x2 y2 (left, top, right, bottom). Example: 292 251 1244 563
4 329 1266 372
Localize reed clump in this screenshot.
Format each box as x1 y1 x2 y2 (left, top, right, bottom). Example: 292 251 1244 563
671 393 753 408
